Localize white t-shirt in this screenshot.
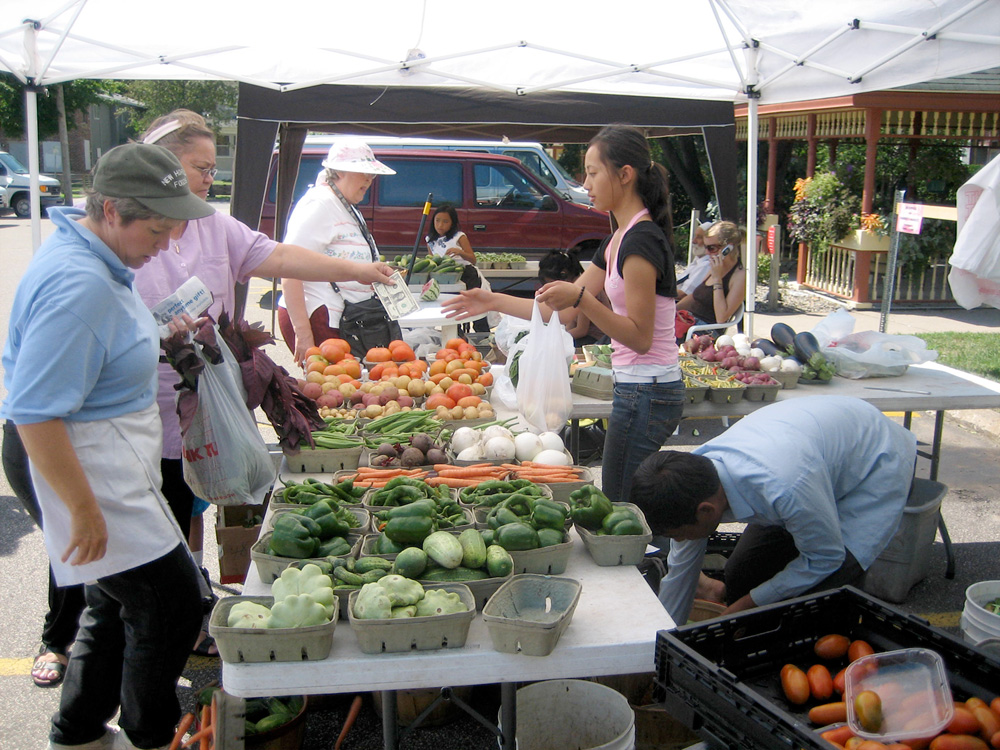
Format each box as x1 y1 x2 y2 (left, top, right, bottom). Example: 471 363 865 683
427 231 472 267
278 183 376 327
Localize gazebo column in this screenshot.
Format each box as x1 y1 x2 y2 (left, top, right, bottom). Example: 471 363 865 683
798 114 819 283
862 108 881 215
764 117 778 213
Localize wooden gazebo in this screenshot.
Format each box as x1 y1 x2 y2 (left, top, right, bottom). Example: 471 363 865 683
735 69 1000 306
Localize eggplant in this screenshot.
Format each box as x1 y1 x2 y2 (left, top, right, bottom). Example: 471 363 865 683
793 331 822 363
770 323 797 352
751 338 783 357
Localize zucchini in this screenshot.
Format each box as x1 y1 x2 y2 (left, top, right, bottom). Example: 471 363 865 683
420 566 490 582
770 323 797 352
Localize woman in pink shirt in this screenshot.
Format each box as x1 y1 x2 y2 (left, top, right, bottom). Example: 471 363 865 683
444 124 683 505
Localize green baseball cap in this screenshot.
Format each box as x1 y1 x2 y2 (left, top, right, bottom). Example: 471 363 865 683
92 143 214 220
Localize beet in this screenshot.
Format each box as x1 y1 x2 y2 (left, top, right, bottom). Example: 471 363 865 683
400 447 426 468
425 448 448 465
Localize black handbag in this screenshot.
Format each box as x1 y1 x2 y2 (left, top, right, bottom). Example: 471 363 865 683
338 296 402 360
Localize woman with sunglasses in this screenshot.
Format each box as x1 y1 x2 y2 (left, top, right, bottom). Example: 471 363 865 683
676 221 746 328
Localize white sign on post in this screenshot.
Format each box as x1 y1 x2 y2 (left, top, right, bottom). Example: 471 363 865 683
896 203 924 234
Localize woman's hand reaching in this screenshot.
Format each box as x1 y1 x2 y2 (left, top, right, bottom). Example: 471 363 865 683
442 287 493 320
356 261 396 286
535 280 582 311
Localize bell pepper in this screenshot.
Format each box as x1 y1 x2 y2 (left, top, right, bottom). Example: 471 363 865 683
384 515 434 545
300 501 352 540
529 498 568 531
271 563 336 619
317 536 352 558
383 499 436 520
268 593 329 628
501 494 534 518
536 527 566 547
569 486 613 531
270 514 319 558
495 522 540 551
487 505 521 530
601 509 644 536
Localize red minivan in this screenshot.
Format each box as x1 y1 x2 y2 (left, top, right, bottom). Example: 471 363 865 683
259 148 610 260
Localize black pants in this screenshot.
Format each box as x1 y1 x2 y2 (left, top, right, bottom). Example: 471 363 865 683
723 523 866 605
160 457 194 539
3 420 86 654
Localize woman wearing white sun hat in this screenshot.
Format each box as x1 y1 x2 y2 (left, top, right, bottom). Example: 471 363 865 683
278 137 401 363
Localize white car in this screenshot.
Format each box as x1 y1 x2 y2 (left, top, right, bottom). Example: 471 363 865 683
0 151 62 217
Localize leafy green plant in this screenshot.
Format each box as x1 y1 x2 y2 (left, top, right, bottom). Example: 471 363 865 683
897 219 955 271
787 172 858 254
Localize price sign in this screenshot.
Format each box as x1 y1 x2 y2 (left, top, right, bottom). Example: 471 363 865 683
896 203 924 235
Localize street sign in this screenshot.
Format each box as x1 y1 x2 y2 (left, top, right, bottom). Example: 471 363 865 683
896 202 924 234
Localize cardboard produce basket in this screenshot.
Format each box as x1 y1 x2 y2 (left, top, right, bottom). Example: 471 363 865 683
209 595 338 663
575 502 653 566
508 533 574 575
482 574 582 656
347 583 476 654
250 532 362 584
515 466 594 504
282 444 364 473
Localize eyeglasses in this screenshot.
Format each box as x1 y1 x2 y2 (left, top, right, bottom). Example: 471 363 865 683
704 243 723 251
194 165 218 179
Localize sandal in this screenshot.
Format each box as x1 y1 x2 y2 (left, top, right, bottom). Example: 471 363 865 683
32 649 68 688
191 632 218 657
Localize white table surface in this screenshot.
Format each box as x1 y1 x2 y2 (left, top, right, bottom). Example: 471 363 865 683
395 295 486 342
222 526 674 698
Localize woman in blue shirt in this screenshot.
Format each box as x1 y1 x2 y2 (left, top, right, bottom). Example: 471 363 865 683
2 143 213 750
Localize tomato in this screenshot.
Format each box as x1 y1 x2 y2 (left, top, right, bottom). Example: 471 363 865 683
809 701 848 725
815 634 851 660
929 735 989 750
780 664 810 705
848 640 876 663
854 690 883 733
808 664 835 701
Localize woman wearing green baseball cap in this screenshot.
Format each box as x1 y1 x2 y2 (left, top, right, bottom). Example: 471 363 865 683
1 143 213 750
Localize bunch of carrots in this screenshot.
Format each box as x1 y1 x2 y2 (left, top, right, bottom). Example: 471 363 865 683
504 462 588 483
339 466 429 488
169 704 211 750
425 463 510 487
338 462 586 490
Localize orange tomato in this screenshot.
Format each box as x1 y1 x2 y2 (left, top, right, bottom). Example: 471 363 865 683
366 347 392 362
814 634 851 660
854 691 883 733
429 360 448 375
390 344 415 362
446 383 474 402
477 372 494 386
445 338 466 350
822 726 857 746
929 736 990 750
849 640 875 663
807 664 834 701
319 341 344 362
306 360 328 374
369 363 385 380
304 346 323 358
337 374 354 384
342 359 362 379
425 393 456 410
429 373 449 384
323 364 345 377
780 664 810 706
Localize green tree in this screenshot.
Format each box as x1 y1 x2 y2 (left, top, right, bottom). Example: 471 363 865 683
0 74 111 139
119 80 238 132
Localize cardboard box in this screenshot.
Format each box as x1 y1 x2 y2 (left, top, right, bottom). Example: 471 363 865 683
216 503 265 584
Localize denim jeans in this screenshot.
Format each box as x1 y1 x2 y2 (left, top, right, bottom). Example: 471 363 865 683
51 543 203 749
601 379 685 505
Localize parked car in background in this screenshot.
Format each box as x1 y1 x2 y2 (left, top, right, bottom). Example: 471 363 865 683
259 148 609 261
0 151 61 217
306 134 591 206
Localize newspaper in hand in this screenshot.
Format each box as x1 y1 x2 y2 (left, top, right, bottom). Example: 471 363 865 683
150 276 214 337
373 271 420 320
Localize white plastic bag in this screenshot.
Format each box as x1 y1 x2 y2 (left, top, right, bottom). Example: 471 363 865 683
182 330 276 505
516 301 575 432
948 152 1000 309
809 309 938 379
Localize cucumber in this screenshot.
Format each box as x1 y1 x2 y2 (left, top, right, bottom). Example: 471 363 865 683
486 544 514 578
255 713 292 733
420 566 490 582
422 530 464 569
458 528 488 569
392 547 428 579
354 556 394 574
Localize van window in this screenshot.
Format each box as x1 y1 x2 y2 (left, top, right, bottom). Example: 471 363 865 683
378 159 461 207
504 150 557 189
475 163 555 210
0 152 30 174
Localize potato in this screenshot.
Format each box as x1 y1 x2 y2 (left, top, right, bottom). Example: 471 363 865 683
464 406 479 419
364 404 383 418
450 405 465 420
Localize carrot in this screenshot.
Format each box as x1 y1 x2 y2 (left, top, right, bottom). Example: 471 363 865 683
200 704 211 750
425 476 482 487
356 467 406 476
181 726 211 749
436 462 494 471
335 695 364 750
436 466 506 478
169 713 196 750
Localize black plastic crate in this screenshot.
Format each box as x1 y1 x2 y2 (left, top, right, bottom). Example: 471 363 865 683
654 586 1000 750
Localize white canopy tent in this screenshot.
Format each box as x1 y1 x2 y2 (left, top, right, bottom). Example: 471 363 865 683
3 0 998 334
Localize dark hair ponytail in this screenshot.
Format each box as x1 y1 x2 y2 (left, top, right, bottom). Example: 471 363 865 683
538 250 584 283
426 203 460 243
590 125 674 242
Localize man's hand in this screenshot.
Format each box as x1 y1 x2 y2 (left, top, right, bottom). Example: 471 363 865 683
696 572 726 603
722 593 757 615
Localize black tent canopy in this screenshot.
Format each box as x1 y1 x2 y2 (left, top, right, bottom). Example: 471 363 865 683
231 83 739 240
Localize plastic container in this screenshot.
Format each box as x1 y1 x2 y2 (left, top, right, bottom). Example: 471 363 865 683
844 648 954 743
862 478 946 603
575 502 653 566
482 574 581 656
209 595 337 663
499 679 635 750
961 579 1000 646
655 586 1000 750
250 532 362 584
347 583 475 654
282 444 363 473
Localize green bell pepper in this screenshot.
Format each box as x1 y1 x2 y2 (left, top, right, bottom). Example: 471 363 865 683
501 494 534 518
601 509 644 536
384 515 434 545
270 514 319 558
487 505 521 530
383 499 436 520
536 527 565 547
301 501 352 539
529 498 568 531
569 485 613 531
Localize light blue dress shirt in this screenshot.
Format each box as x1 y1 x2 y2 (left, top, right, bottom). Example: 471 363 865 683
659 396 917 623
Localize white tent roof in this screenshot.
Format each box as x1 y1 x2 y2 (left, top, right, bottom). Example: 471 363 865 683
4 0 997 103
4 0 998 332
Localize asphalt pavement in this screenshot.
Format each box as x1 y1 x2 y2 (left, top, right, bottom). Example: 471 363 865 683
1 211 998 749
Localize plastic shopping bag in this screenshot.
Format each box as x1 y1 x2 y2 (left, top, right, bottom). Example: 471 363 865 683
948 152 1000 309
182 330 276 505
809 309 938 379
516 301 575 432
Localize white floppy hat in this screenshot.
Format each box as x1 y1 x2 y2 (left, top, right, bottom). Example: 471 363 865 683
321 138 396 175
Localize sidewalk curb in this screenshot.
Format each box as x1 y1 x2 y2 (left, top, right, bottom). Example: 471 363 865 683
945 408 1000 446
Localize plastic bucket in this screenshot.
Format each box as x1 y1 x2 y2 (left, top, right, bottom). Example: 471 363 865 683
500 679 635 750
960 580 1000 647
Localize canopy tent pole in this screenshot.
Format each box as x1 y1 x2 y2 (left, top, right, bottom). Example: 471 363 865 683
26 87 42 250
744 47 760 341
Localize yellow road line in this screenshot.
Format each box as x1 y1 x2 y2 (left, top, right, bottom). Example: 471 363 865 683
917 611 962 628
0 657 35 676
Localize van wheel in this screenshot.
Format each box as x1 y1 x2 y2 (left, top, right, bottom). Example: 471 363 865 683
12 193 31 218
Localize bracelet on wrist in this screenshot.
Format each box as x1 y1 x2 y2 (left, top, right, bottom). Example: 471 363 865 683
572 286 586 308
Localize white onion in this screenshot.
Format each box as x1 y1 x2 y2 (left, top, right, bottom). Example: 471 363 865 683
513 432 543 462
481 425 514 443
715 334 735 349
450 427 481 455
537 431 565 453
457 445 485 461
484 436 516 460
532 449 571 466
